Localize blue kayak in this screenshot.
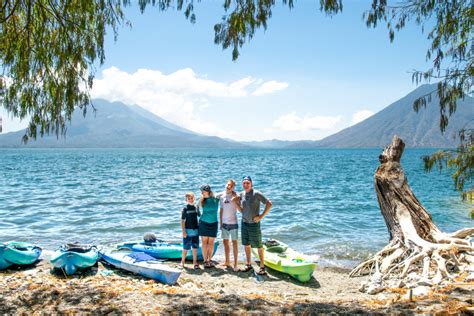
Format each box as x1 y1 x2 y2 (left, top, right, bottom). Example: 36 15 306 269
50 244 98 275
99 249 181 285
0 241 42 269
116 240 219 261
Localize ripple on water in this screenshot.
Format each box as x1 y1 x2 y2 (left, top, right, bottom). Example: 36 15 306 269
0 148 471 268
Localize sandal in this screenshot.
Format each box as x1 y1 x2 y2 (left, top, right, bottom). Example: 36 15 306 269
194 264 200 270
241 264 253 272
257 266 267 275
204 261 212 269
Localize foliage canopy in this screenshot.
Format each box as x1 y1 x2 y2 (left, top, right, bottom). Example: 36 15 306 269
0 0 472 198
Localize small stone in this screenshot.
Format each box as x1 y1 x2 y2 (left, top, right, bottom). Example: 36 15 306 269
411 286 429 297
366 284 384 295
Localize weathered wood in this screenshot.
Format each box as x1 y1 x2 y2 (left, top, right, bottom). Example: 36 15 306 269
351 136 474 294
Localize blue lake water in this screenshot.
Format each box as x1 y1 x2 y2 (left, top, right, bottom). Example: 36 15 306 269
0 148 471 268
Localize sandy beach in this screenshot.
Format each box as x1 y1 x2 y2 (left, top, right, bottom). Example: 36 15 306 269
1 258 472 315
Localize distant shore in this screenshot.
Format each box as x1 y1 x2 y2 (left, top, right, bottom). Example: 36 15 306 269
1 258 472 314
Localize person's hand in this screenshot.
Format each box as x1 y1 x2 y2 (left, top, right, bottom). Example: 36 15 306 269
253 215 262 223
231 196 240 203
182 231 187 238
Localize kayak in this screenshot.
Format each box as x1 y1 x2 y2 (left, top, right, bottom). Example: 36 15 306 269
0 241 42 269
99 249 181 285
252 239 316 282
116 240 219 261
50 244 98 275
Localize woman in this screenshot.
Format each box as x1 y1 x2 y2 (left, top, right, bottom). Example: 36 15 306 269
198 184 220 268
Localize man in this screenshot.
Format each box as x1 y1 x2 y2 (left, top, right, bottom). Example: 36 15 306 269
233 176 272 275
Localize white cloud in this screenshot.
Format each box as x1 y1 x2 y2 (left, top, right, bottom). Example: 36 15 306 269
90 67 289 138
351 110 374 125
271 112 341 132
252 80 289 96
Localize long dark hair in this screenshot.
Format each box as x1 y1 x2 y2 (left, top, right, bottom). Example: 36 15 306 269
199 191 215 208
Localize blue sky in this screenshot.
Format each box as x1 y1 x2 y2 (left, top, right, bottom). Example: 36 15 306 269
1 1 433 141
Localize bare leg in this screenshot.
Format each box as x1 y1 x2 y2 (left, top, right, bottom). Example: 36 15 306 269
244 245 252 265
181 249 187 266
208 237 215 263
223 239 230 266
232 240 238 270
201 236 209 264
192 248 198 266
258 247 265 268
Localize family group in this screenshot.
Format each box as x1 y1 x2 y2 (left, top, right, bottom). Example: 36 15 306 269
180 176 272 275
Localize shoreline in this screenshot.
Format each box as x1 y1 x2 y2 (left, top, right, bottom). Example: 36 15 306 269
1 259 472 314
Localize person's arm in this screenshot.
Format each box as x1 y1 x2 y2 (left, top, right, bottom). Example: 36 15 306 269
232 193 243 212
259 200 272 220
253 192 272 223
181 217 187 238
219 207 223 229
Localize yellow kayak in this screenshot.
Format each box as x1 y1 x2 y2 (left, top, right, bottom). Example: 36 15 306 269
252 239 316 282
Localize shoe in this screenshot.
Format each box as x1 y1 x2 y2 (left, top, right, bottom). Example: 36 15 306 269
194 264 200 270
256 266 267 275
241 264 253 272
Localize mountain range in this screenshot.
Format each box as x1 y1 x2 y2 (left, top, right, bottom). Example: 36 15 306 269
307 84 473 148
0 99 241 148
0 84 471 148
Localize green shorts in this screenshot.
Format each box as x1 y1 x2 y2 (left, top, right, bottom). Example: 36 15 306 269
241 222 262 248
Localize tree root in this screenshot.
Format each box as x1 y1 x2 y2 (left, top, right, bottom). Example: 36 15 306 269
354 136 474 295
351 232 473 294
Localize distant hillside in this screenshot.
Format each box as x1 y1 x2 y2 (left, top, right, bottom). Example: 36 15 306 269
0 99 242 148
242 139 299 148
294 84 473 148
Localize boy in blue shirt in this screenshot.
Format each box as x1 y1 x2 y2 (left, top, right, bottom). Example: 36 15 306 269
181 192 200 269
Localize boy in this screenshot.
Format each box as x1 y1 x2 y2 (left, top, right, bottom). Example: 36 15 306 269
181 192 200 269
219 179 239 271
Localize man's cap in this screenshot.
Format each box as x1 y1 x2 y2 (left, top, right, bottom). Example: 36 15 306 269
242 176 252 182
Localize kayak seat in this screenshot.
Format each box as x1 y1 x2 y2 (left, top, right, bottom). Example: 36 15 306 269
6 242 31 251
127 252 156 263
266 245 288 253
62 243 94 253
264 239 280 247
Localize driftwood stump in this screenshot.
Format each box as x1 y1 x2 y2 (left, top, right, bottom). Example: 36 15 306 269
350 136 474 294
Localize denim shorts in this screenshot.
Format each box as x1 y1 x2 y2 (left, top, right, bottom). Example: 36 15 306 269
183 228 199 250
222 223 238 241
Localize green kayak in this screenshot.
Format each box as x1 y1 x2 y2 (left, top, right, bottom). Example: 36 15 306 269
252 239 316 282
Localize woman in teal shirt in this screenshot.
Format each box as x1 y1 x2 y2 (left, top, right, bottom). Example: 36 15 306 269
198 184 220 268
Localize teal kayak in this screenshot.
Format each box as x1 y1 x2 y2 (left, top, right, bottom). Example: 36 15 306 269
99 249 181 285
50 244 98 275
0 241 42 269
116 240 219 261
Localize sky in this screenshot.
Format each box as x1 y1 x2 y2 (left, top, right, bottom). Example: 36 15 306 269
1 1 433 141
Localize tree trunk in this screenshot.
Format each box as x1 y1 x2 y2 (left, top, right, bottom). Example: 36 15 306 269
350 136 474 294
